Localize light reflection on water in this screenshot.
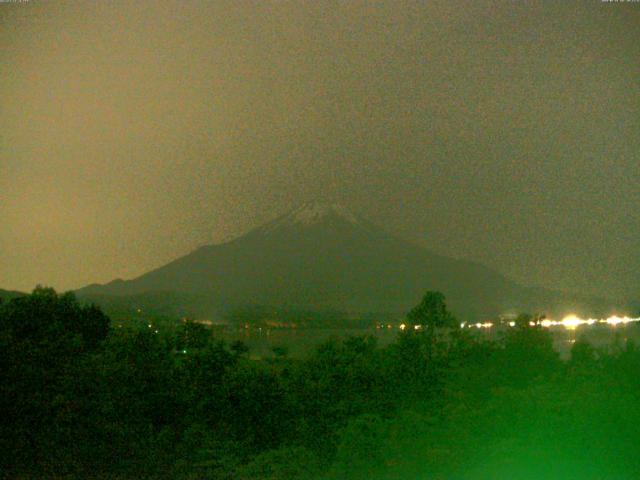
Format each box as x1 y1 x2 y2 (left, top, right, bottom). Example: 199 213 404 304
221 321 640 360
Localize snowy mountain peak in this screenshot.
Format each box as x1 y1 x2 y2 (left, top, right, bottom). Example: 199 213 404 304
258 201 362 233
289 201 358 225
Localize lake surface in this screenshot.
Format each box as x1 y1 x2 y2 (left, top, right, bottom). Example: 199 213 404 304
219 323 640 360
222 327 398 358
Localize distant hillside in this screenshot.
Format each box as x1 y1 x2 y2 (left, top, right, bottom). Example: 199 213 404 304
77 202 629 321
0 289 26 302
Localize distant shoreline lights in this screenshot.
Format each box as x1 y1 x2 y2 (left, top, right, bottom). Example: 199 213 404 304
460 315 640 330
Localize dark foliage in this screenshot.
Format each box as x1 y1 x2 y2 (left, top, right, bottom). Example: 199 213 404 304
2 288 640 479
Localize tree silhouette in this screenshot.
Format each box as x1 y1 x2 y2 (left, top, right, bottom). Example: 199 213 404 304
406 291 456 330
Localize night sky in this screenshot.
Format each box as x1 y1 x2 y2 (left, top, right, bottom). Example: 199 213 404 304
1 1 639 299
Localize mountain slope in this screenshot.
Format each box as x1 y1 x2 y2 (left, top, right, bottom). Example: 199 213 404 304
76 202 622 320
0 288 26 302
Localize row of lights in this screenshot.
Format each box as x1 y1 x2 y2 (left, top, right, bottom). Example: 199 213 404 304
461 315 640 331
390 315 640 332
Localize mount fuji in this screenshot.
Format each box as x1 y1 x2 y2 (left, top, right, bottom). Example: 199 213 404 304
76 201 618 320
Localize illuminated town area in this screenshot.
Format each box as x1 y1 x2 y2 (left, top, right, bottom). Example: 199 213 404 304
461 315 640 330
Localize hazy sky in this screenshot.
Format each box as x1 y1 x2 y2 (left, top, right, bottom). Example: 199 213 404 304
1 0 639 299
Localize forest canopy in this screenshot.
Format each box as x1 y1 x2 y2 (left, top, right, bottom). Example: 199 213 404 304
2 288 640 479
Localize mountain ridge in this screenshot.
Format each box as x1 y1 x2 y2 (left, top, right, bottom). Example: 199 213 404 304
76 202 629 320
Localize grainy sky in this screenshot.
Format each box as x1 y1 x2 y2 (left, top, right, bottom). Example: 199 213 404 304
1 0 639 299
